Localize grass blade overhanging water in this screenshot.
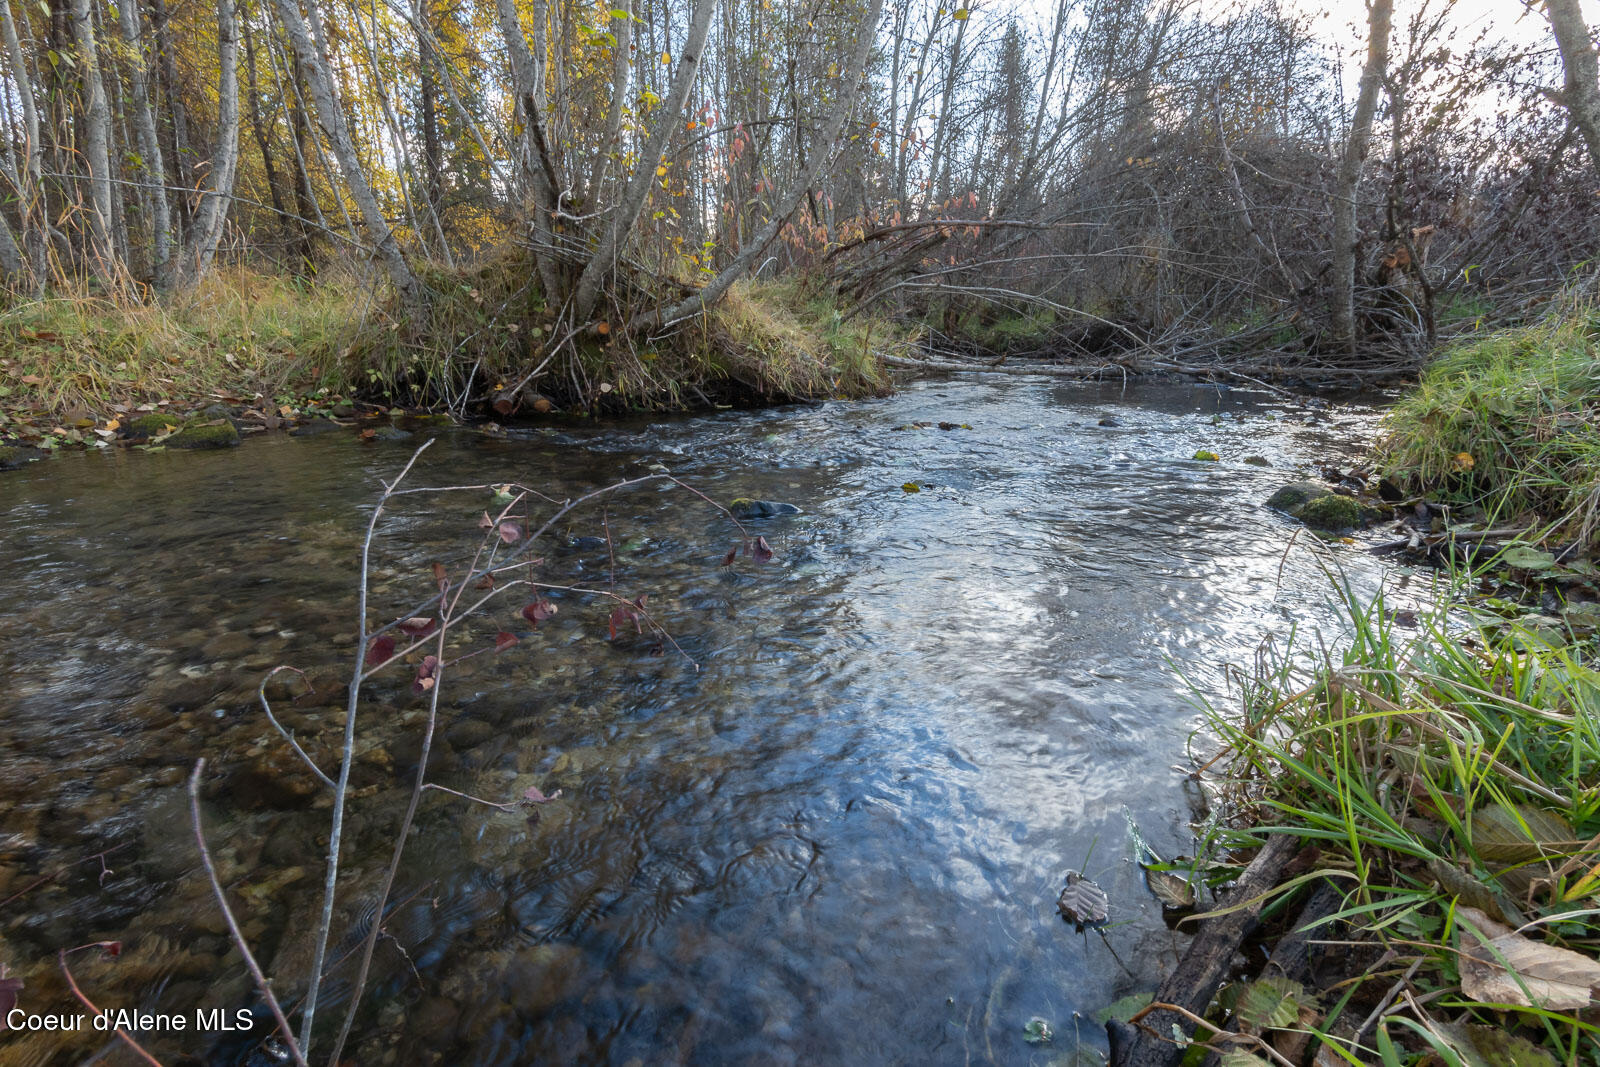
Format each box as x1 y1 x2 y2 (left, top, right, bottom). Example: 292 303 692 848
1187 563 1600 1065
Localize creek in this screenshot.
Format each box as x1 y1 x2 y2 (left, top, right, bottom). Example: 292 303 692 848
0 377 1405 1065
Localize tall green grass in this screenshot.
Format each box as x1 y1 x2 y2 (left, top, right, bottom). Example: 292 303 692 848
1379 300 1600 546
1191 571 1600 1064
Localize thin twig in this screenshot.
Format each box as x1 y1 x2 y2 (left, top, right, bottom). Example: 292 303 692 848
58 945 166 1067
187 760 308 1067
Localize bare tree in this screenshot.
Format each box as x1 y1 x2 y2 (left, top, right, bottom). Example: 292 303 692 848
1544 0 1600 178
175 0 241 287
69 0 115 281
271 0 427 309
1329 0 1393 351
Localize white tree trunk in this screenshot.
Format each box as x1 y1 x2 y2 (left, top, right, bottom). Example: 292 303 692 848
271 0 425 309
1 0 43 283
177 0 240 286
115 0 173 285
570 0 719 322
494 0 563 297
1329 0 1392 351
1545 0 1600 178
650 0 885 328
70 0 116 281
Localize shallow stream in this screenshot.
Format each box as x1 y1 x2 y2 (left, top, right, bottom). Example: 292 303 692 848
0 377 1402 1065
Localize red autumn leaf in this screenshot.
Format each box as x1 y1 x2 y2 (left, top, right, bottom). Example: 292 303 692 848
498 521 522 544
431 561 449 592
607 595 647 640
722 545 738 567
495 631 518 652
521 599 558 626
398 616 437 637
412 655 440 694
523 785 556 804
752 536 773 564
366 634 396 667
475 573 495 590
102 941 122 959
478 511 494 529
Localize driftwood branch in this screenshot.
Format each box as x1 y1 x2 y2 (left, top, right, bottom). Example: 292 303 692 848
1107 834 1299 1067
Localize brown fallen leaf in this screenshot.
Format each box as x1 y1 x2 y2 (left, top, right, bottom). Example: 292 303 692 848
1456 906 1600 1010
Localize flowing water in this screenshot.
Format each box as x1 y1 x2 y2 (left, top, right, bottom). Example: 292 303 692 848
0 377 1405 1065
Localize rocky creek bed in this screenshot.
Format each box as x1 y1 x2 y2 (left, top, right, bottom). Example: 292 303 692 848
0 378 1413 1065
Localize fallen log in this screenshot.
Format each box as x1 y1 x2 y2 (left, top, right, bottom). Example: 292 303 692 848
1106 834 1299 1067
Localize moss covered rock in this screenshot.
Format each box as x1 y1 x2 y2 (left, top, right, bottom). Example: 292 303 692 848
1265 482 1326 512
127 412 184 437
0 444 33 469
168 420 241 449
1292 493 1361 532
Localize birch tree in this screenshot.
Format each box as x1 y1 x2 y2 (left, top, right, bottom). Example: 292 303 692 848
1544 0 1600 179
1329 0 1392 351
176 0 240 286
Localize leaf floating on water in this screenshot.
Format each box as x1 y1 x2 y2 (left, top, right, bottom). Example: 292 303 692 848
523 785 559 804
722 545 739 567
1143 864 1197 908
1057 871 1109 928
752 536 773 564
1456 906 1600 1010
365 634 396 668
494 631 518 653
1022 1017 1052 1044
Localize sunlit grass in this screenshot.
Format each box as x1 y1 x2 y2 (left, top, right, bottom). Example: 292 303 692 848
0 267 355 414
1378 297 1600 545
1191 569 1600 1064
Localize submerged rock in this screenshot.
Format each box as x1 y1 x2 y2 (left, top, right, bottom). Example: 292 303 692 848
1294 493 1362 532
730 498 802 519
1243 455 1271 467
1265 482 1326 512
290 418 342 437
0 444 38 469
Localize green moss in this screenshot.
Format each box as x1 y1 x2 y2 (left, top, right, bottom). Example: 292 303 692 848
1292 494 1361 532
1380 297 1600 545
1265 482 1324 511
1193 450 1220 462
128 412 183 436
0 445 24 468
167 421 241 449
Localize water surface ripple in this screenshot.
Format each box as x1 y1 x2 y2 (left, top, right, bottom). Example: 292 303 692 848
0 378 1395 1065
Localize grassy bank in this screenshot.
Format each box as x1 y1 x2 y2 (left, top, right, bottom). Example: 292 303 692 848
1379 299 1600 547
351 255 898 412
0 264 899 448
1184 573 1600 1065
